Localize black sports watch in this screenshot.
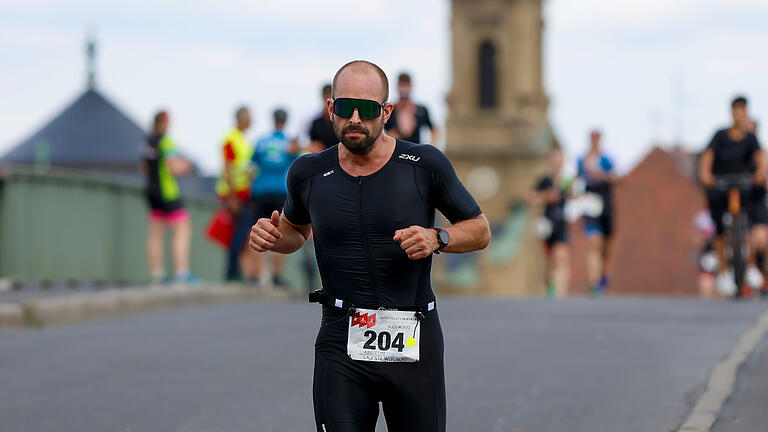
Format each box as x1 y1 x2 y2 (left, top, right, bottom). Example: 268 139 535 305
433 227 450 254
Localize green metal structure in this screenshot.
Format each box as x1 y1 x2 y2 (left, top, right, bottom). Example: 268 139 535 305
0 165 314 290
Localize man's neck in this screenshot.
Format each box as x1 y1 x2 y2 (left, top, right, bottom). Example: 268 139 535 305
338 134 397 177
728 124 747 140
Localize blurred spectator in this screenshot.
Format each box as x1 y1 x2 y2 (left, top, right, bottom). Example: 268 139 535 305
385 72 439 144
232 108 299 286
140 111 195 283
530 147 570 298
308 83 338 153
219 106 254 281
692 210 718 298
577 129 615 296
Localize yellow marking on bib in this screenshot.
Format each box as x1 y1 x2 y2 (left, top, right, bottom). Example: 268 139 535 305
406 337 416 348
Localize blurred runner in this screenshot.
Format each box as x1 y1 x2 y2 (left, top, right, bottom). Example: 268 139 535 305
692 210 718 298
249 60 490 432
698 96 766 296
308 83 339 153
577 129 615 296
531 147 570 298
385 72 439 144
233 108 299 286
218 106 254 281
140 110 195 283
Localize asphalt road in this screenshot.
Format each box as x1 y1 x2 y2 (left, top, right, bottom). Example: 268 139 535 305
711 327 768 432
0 297 764 432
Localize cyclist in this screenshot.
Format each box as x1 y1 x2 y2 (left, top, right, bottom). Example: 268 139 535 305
249 60 490 432
698 96 766 295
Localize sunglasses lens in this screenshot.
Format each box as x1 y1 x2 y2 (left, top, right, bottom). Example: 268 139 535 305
333 99 381 120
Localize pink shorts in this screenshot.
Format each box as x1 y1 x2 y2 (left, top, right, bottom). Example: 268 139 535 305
149 208 189 224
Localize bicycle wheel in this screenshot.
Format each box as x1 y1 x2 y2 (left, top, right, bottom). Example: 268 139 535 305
731 212 749 297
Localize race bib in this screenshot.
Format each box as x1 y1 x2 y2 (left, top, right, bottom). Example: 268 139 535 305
347 308 420 363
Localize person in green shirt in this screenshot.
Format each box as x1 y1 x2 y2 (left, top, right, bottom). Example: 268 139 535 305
140 110 195 283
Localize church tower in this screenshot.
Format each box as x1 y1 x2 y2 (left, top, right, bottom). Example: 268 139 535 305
444 0 556 294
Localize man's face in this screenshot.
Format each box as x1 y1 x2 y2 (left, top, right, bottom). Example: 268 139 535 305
398 82 412 100
590 131 601 151
329 69 393 155
239 110 252 130
732 104 748 129
157 116 169 134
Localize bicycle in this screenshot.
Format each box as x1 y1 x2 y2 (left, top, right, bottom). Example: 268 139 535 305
713 173 754 298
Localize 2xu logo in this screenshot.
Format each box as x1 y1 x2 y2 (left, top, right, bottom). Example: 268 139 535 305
351 312 376 329
398 153 420 162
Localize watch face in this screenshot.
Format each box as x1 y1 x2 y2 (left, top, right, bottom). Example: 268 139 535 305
438 229 450 246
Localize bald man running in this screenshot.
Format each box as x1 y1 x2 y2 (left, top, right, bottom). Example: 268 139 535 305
250 60 491 432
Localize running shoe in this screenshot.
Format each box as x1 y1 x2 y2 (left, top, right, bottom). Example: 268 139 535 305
175 274 203 285
716 271 737 297
273 275 287 287
745 265 764 290
599 274 610 291
546 283 555 298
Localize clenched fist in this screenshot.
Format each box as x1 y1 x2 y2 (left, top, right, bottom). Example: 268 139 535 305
393 226 439 260
250 210 283 252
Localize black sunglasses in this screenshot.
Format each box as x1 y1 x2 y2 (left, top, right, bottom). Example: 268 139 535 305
332 98 386 120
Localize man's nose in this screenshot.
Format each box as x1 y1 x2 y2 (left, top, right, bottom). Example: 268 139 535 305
349 108 362 123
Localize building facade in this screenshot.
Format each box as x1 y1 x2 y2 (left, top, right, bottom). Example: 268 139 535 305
443 0 556 295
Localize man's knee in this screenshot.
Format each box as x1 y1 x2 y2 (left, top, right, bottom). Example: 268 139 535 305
751 225 768 250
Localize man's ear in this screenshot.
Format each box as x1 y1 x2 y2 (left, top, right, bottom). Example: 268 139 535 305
326 98 335 121
382 102 394 124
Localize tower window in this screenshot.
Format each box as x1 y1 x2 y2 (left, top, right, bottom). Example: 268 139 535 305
478 40 497 108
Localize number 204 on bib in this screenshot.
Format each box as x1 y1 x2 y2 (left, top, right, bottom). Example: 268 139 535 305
347 308 421 362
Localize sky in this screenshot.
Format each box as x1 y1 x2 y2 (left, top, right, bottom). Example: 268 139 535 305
1 0 767 176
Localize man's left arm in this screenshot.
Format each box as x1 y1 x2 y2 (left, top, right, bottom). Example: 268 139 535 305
393 146 491 260
394 215 490 260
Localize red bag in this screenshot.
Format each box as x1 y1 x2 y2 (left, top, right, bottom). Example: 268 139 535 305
206 207 235 249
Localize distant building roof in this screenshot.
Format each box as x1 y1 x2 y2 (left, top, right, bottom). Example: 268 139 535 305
1 89 145 171
568 147 705 296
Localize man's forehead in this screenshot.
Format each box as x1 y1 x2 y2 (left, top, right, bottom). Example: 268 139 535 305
335 68 385 101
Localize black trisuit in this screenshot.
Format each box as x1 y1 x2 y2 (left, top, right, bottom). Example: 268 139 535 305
283 140 482 432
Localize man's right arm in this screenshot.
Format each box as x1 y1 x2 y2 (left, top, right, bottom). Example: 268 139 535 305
250 155 314 254
249 211 311 254
699 148 715 187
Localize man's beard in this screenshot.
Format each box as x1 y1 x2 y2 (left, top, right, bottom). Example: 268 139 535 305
334 121 383 155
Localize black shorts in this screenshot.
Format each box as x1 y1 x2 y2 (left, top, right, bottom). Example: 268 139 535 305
313 306 445 432
249 194 287 220
584 204 613 238
707 186 767 235
145 192 184 213
545 218 568 247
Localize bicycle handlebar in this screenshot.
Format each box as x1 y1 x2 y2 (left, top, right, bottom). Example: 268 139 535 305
713 174 754 192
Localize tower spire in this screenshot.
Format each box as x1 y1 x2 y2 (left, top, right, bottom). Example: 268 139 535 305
86 34 96 89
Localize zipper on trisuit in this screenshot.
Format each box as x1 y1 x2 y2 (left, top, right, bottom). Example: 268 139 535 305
358 176 383 305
